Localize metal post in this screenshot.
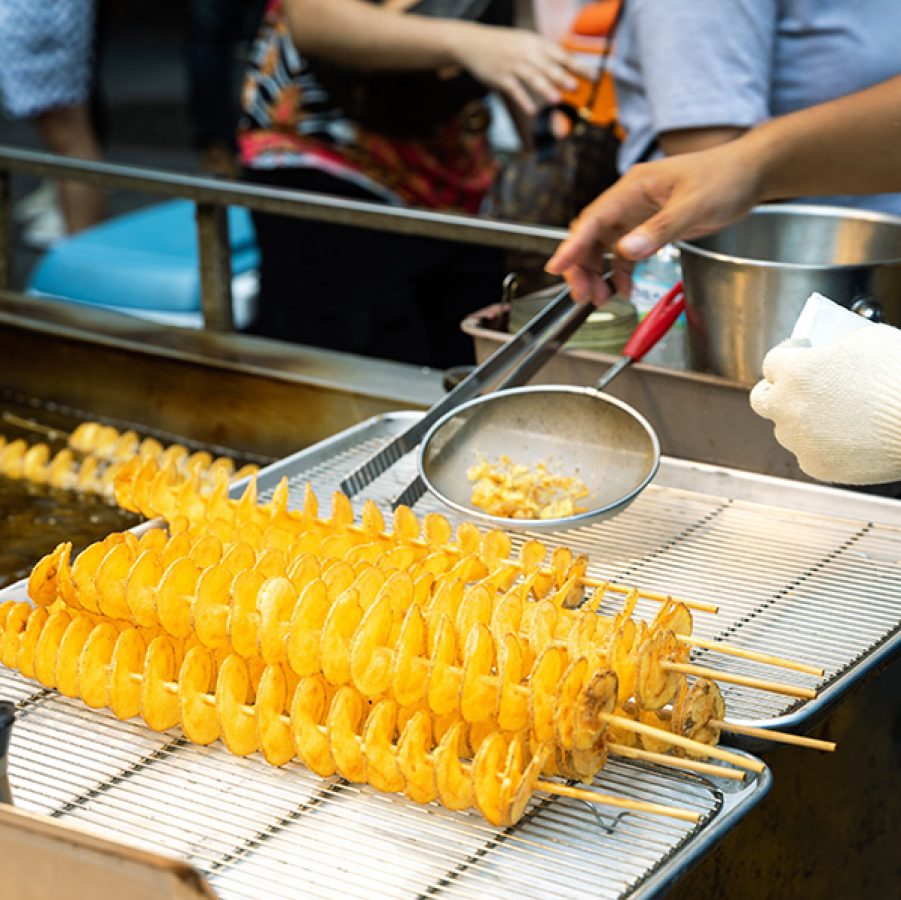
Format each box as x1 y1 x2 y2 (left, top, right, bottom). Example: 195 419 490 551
0 171 12 292
0 701 14 805
195 202 234 332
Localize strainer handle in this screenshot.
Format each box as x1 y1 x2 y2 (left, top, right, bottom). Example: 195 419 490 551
622 281 685 362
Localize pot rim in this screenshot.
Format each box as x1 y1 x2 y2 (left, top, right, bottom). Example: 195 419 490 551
677 202 901 270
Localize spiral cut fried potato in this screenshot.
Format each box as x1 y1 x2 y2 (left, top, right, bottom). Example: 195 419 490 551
0 596 716 824
0 420 257 502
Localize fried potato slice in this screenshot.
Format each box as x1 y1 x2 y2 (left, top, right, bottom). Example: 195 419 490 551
256 664 295 766
17 606 49 680
496 634 529 733
490 590 522 646
572 668 617 751
157 557 201 640
455 584 492 648
361 699 404 793
455 522 481 556
327 685 368 783
388 603 427 708
178 644 219 744
71 540 111 614
610 619 639 705
396 709 437 804
33 610 72 689
671 678 724 751
480 529 512 570
286 553 320 595
221 540 257 574
95 542 135 621
192 564 233 650
427 615 460 717
472 730 507 826
434 720 474 811
28 542 71 607
392 505 420 543
554 657 588 750
569 738 609 783
125 548 163 628
652 599 693 637
257 576 298 664
0 602 30 669
230 569 267 659
323 559 356 600
636 631 682 711
460 624 496 724
287 578 330 678
360 498 386 537
141 635 181 731
254 547 288 580
319 588 362 687
348 593 392 698
216 653 258 756
55 616 95 697
78 621 118 708
420 512 451 548
290 674 336 777
529 646 566 744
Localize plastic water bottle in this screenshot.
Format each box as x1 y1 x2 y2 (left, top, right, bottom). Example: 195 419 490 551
630 245 687 369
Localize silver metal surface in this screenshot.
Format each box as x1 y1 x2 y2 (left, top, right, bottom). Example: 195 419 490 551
679 203 901 383
0 665 767 900
254 412 901 734
417 386 661 532
341 285 578 499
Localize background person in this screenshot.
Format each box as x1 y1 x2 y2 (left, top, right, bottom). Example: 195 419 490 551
610 0 901 215
238 0 581 369
0 0 106 238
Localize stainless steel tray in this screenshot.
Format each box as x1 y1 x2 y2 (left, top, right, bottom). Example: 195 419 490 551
0 673 768 900
0 411 783 899
250 412 901 738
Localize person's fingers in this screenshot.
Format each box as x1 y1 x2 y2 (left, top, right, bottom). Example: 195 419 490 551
519 69 561 106
760 340 804 382
563 266 593 304
501 77 536 117
584 267 615 306
610 259 634 298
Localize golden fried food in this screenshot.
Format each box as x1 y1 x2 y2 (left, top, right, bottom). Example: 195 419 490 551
467 454 589 520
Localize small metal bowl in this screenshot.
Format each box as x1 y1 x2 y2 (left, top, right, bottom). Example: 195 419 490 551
417 385 660 532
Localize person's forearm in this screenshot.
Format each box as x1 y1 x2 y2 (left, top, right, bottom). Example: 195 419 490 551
657 126 746 157
283 0 471 69
747 75 901 202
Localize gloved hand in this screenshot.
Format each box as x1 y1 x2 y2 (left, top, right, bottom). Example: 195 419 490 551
750 323 901 484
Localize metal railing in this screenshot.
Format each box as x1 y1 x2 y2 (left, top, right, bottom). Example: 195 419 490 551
0 146 567 332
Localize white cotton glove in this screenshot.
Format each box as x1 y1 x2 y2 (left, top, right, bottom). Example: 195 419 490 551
749 323 901 485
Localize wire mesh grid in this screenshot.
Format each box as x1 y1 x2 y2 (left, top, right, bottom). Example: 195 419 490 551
3 672 751 900
255 413 901 726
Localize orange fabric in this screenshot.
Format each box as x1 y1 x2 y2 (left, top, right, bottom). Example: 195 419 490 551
572 0 620 37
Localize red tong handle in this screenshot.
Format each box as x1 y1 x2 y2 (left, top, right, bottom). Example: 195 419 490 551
622 280 685 362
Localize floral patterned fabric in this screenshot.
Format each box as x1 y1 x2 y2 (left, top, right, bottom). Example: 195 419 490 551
238 0 499 213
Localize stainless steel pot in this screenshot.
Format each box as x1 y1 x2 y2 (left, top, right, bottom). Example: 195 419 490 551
678 204 901 383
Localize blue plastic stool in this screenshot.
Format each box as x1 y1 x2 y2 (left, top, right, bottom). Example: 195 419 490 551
27 200 260 329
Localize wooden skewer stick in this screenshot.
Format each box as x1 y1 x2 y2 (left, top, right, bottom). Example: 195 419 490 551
583 579 719 614
457 761 700 822
661 661 817 700
608 742 746 782
712 720 836 752
535 780 700 823
1 412 67 440
676 635 825 677
602 713 765 773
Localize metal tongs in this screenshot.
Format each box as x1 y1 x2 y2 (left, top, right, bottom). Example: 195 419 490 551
340 274 685 508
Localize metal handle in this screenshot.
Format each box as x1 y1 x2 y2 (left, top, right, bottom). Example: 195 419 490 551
850 295 884 323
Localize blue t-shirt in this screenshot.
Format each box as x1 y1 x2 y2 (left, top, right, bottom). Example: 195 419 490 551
612 0 901 214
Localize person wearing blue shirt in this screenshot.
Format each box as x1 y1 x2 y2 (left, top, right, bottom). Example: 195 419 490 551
611 0 901 215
